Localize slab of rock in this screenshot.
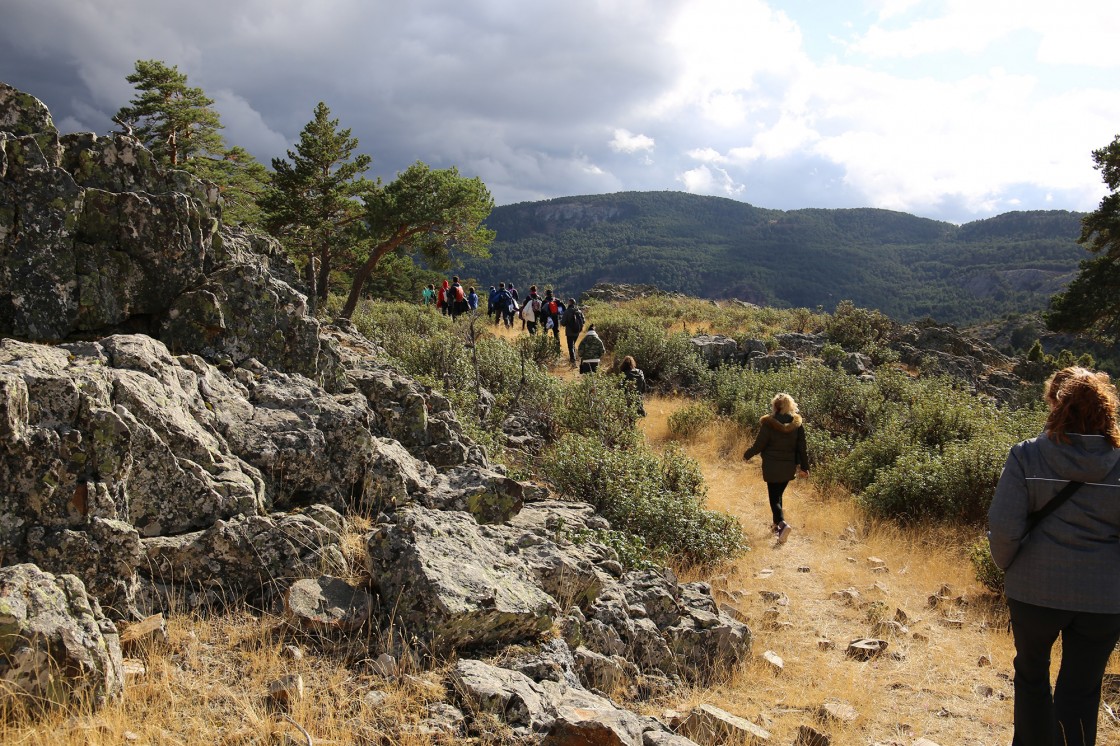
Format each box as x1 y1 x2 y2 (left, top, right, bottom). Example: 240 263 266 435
679 704 771 744
643 732 701 746
119 613 168 651
846 638 888 661
0 563 124 710
284 575 373 633
761 650 784 673
269 673 304 707
818 700 858 723
544 704 646 745
367 505 557 652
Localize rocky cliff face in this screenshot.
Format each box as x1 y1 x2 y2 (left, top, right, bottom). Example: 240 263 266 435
0 83 746 741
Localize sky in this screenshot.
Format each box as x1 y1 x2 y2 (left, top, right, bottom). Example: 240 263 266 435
2 0 1118 224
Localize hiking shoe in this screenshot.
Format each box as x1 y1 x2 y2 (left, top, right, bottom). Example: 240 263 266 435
777 522 791 544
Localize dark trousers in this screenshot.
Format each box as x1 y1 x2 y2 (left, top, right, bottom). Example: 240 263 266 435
579 360 598 374
565 334 577 362
766 481 789 526
1007 597 1120 746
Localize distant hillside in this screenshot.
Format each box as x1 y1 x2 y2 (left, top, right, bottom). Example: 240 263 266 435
455 192 1086 325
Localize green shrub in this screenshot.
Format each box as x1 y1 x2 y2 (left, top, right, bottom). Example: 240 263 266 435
611 321 708 391
667 401 715 439
969 537 1004 593
542 433 747 567
824 300 896 353
554 373 642 448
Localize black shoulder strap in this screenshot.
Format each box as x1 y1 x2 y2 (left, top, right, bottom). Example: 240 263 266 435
1026 480 1084 532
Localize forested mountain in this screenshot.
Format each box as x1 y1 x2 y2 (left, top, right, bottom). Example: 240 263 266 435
456 191 1085 325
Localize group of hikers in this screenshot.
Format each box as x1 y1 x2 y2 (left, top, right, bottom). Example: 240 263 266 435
422 272 1120 745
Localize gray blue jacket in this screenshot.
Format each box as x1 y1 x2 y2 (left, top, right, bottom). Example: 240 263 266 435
988 431 1120 613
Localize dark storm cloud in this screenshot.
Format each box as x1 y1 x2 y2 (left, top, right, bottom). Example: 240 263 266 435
0 0 681 204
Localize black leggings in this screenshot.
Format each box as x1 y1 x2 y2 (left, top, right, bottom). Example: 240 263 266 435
767 481 790 525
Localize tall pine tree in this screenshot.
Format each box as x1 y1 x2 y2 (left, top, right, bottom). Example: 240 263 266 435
115 60 269 226
259 102 375 300
114 59 224 167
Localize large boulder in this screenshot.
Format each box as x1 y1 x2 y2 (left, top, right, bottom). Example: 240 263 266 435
0 563 123 711
139 511 346 611
366 505 558 652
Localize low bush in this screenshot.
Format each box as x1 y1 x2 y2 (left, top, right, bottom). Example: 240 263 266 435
969 536 1004 593
667 401 715 439
542 433 747 567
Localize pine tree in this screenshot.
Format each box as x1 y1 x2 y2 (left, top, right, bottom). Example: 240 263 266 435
114 59 224 167
259 102 375 300
115 60 269 226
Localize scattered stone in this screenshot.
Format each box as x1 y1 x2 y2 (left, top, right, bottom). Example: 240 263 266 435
894 608 910 625
545 704 646 744
284 575 373 633
719 603 748 624
268 674 304 708
363 689 389 708
679 704 771 744
846 639 888 661
938 617 965 629
119 613 169 651
121 658 147 679
873 620 909 637
846 557 857 563
797 566 811 573
794 724 831 746
756 568 774 579
282 645 304 661
975 684 995 698
831 588 860 604
818 700 858 723
912 632 929 643
816 638 834 651
978 655 992 667
761 651 784 673
867 557 885 567
365 652 399 679
871 566 890 574
758 590 787 605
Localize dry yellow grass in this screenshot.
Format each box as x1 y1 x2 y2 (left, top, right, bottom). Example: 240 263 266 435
640 393 1120 745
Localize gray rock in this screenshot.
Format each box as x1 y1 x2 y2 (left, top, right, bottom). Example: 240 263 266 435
366 505 557 652
284 575 373 633
140 511 346 611
679 704 771 744
689 335 740 368
0 563 124 710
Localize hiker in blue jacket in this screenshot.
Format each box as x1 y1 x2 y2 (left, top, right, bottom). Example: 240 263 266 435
988 367 1120 746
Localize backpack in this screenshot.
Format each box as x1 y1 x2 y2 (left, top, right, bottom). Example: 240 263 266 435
531 297 542 313
548 300 559 316
454 285 465 302
572 309 585 333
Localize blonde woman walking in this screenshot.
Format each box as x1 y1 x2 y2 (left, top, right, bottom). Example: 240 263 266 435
743 393 809 543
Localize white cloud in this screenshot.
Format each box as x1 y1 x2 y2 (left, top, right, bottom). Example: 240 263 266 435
678 164 745 198
609 128 655 154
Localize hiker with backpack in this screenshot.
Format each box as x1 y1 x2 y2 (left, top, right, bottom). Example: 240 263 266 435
576 324 604 374
561 298 584 364
467 286 479 312
618 355 647 416
522 285 543 335
542 290 564 340
988 367 1120 746
743 393 809 545
486 285 498 320
422 284 435 306
449 276 469 318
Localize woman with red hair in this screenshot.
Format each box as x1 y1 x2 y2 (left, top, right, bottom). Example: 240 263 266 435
989 367 1120 746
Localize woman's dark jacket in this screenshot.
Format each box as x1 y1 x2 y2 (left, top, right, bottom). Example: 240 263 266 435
743 413 808 483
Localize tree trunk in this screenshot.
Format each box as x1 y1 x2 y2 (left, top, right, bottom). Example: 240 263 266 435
316 252 331 300
340 255 382 319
